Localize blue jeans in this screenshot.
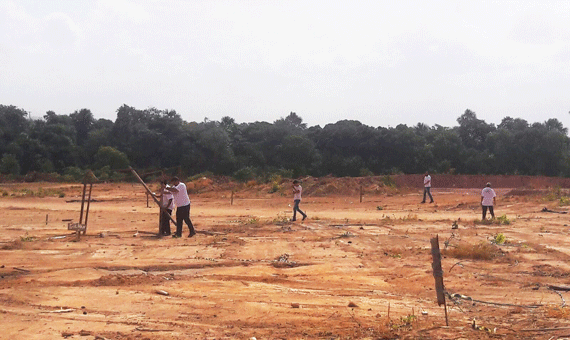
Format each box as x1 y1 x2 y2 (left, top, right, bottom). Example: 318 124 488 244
293 199 306 220
423 187 433 202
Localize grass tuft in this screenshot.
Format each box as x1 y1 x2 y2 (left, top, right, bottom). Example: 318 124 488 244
443 242 501 261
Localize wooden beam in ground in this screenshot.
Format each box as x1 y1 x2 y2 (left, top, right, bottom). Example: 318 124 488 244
129 166 176 225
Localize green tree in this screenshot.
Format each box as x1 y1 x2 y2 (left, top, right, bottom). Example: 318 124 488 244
95 146 130 170
0 153 20 175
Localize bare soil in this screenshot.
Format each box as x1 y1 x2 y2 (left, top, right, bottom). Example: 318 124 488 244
2 178 570 339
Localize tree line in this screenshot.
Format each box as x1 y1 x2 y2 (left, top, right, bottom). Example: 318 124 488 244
1 104 568 181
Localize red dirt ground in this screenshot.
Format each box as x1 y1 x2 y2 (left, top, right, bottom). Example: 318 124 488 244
2 175 570 339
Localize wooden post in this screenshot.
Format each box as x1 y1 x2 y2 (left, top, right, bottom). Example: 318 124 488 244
359 185 363 203
430 235 449 326
146 192 150 208
45 214 48 225
129 167 176 225
231 190 234 205
83 183 93 235
79 183 87 224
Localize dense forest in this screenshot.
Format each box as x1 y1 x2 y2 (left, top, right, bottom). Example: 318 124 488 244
0 104 568 181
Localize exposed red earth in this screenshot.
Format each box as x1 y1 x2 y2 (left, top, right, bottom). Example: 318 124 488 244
2 175 570 339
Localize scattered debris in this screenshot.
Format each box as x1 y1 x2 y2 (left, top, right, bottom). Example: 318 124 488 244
276 254 290 263
291 303 300 308
13 267 30 273
44 308 75 313
471 318 496 333
348 301 358 308
541 207 567 214
156 290 169 296
135 327 174 332
548 284 570 291
451 220 459 229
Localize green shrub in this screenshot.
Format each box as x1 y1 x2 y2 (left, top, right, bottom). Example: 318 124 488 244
496 215 511 225
381 175 396 188
63 166 84 182
493 233 506 244
360 168 374 177
233 167 256 182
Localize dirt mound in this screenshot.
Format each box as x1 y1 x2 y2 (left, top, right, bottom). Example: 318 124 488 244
182 174 570 199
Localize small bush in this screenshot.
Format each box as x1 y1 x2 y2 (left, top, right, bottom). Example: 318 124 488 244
493 233 506 244
63 166 85 182
496 215 511 225
20 234 37 242
381 175 396 188
360 168 374 177
443 242 501 261
233 167 256 182
110 172 126 182
560 196 570 206
269 173 282 193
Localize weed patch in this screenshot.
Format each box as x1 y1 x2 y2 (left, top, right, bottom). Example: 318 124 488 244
443 242 502 261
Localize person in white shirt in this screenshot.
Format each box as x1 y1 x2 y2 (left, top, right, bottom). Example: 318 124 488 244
166 177 196 238
292 180 307 221
481 182 496 220
156 180 174 236
421 172 434 203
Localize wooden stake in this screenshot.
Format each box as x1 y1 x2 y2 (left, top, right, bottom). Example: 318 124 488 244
430 235 449 326
231 191 234 205
359 185 363 203
129 167 176 225
79 183 87 224
83 183 93 235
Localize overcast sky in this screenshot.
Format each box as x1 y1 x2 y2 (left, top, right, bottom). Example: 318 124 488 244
1 0 569 128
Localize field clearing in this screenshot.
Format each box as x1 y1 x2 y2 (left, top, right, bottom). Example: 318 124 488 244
1 181 570 339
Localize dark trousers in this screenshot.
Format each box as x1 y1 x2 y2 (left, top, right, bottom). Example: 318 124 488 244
293 199 306 220
482 205 495 220
176 204 195 236
159 208 172 235
422 187 434 202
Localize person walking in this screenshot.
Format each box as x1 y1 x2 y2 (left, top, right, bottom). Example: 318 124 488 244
157 180 174 236
166 177 196 238
292 180 307 221
421 172 434 203
481 182 496 220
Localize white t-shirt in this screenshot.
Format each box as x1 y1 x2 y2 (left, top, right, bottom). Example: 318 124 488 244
172 182 190 207
293 185 302 200
424 175 431 188
481 187 496 206
161 186 174 210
